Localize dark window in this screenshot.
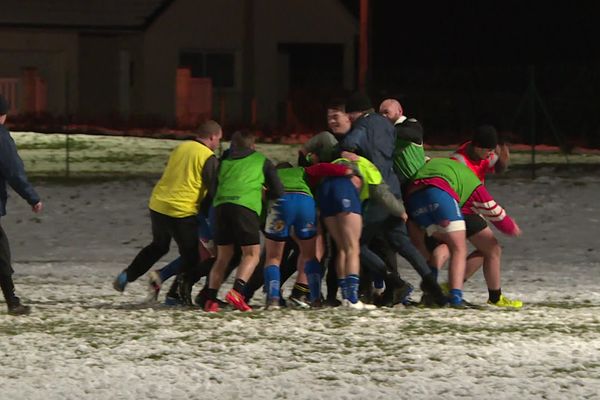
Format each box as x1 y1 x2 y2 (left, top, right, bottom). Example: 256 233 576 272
179 51 235 88
206 53 234 87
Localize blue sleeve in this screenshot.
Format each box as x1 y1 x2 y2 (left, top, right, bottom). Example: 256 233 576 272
0 130 40 205
339 126 368 155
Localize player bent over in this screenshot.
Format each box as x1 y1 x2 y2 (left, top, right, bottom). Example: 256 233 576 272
405 158 521 307
263 162 355 309
204 131 283 312
317 154 405 310
442 125 521 307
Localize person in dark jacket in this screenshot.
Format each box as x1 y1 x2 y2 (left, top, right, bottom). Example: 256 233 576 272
0 94 43 316
339 92 447 306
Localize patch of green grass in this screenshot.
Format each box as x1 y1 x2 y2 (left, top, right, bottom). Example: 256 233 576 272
551 363 600 375
146 353 169 361
18 138 94 151
12 132 600 180
538 301 600 309
317 376 339 381
68 153 156 164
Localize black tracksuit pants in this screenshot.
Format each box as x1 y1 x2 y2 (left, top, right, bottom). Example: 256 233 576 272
125 210 199 282
0 222 19 306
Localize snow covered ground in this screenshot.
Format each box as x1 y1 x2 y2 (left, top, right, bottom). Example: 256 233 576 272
1 174 599 399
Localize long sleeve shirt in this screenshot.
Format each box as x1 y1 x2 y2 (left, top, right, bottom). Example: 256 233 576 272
0 126 40 216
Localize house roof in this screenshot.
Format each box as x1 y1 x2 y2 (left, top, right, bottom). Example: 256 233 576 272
0 0 173 31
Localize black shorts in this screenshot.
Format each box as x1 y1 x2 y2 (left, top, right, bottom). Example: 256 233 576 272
425 213 488 253
214 203 261 246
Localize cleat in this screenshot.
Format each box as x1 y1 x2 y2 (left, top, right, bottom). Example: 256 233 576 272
449 301 468 309
419 292 435 307
194 289 230 309
265 298 281 310
462 299 483 309
177 278 194 307
288 294 311 309
341 299 376 310
392 282 414 306
145 270 162 302
204 299 220 312
164 295 182 307
450 299 483 309
420 276 448 307
399 284 415 306
196 289 231 310
225 289 252 311
113 270 128 292
309 298 323 309
7 303 31 316
488 294 523 309
402 298 420 307
324 297 341 308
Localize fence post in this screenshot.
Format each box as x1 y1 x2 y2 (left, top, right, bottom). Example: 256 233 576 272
66 133 70 178
528 66 536 180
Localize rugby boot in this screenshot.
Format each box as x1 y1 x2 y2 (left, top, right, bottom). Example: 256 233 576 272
7 298 31 316
288 293 311 309
204 299 220 312
113 270 128 292
265 298 282 310
145 270 162 302
225 289 252 311
341 299 376 310
421 273 448 307
488 294 523 309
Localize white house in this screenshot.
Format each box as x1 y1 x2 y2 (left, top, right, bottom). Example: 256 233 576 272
0 0 357 128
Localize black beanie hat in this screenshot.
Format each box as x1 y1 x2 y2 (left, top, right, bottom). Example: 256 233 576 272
472 125 498 149
0 95 8 115
345 92 372 113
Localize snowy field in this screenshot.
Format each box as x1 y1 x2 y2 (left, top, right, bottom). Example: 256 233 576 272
1 177 599 399
1 134 600 399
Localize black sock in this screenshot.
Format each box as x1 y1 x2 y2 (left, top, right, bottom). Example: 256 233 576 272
428 266 438 281
488 288 501 303
206 288 218 301
233 278 247 295
291 283 310 298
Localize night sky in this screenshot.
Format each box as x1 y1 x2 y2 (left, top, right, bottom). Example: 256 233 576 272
341 1 600 146
375 2 596 65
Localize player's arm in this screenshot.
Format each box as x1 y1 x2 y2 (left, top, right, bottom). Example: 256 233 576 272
298 131 337 166
203 155 219 200
263 159 284 200
369 183 407 220
0 132 40 207
466 185 521 236
337 126 368 155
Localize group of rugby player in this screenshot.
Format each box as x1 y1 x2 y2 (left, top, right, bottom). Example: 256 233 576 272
113 92 522 311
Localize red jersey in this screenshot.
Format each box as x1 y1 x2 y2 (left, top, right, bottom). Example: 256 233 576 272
450 141 499 182
304 163 350 188
462 184 518 236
